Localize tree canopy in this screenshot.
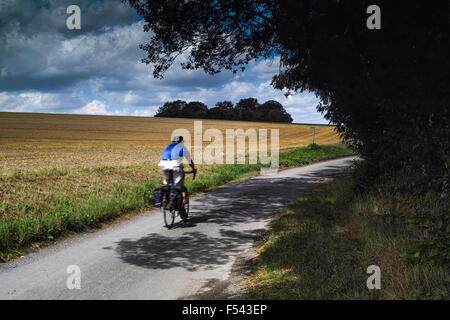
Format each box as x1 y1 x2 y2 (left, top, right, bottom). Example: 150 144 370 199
125 0 450 191
208 100 235 120
154 98 293 123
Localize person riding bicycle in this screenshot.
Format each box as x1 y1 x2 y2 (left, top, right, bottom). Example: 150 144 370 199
158 136 196 207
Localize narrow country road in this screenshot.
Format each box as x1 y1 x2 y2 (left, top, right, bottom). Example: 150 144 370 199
0 157 358 299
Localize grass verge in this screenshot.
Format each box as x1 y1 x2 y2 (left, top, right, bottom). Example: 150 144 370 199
0 144 354 261
246 176 449 299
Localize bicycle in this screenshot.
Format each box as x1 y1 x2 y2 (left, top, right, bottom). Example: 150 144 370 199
162 170 196 229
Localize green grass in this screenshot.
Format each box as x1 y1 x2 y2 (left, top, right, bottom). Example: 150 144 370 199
246 176 449 300
0 144 354 261
279 144 354 167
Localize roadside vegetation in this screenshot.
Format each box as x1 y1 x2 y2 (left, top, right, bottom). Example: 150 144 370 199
0 144 354 261
246 164 449 300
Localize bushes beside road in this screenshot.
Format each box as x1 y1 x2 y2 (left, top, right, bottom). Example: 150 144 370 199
246 165 449 300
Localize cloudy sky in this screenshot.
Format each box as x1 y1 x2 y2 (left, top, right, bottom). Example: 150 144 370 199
0 0 327 124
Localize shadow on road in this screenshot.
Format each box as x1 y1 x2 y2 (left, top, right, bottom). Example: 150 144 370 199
114 229 265 271
112 158 356 271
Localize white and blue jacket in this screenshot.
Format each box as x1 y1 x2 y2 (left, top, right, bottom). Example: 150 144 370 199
158 142 191 170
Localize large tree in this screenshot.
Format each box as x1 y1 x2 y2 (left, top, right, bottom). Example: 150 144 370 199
207 101 235 120
258 100 293 123
125 0 450 188
154 99 186 118
182 101 209 118
235 97 259 121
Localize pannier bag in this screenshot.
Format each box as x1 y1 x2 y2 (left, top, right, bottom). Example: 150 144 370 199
151 185 170 207
169 186 184 211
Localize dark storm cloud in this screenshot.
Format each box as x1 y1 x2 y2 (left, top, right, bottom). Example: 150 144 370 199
0 0 143 91
0 0 237 92
0 0 137 37
0 0 325 123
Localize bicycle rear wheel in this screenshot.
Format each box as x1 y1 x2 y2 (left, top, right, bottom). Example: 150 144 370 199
163 204 175 228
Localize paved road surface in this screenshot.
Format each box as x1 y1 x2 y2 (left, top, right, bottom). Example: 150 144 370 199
0 156 358 299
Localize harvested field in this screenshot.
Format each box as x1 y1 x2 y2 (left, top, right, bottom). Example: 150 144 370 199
0 112 341 173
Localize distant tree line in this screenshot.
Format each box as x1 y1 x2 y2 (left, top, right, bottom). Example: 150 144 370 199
154 98 293 123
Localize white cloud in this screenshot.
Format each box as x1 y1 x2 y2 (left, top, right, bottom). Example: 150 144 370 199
72 99 159 117
251 57 281 79
75 100 110 115
131 107 159 117
0 91 64 112
123 91 140 104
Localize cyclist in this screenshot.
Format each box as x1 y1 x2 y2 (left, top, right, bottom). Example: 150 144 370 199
158 136 196 208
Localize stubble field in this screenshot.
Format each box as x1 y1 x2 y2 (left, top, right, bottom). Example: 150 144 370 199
0 112 341 172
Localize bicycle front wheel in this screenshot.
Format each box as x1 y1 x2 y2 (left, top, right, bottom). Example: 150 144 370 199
163 205 175 229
